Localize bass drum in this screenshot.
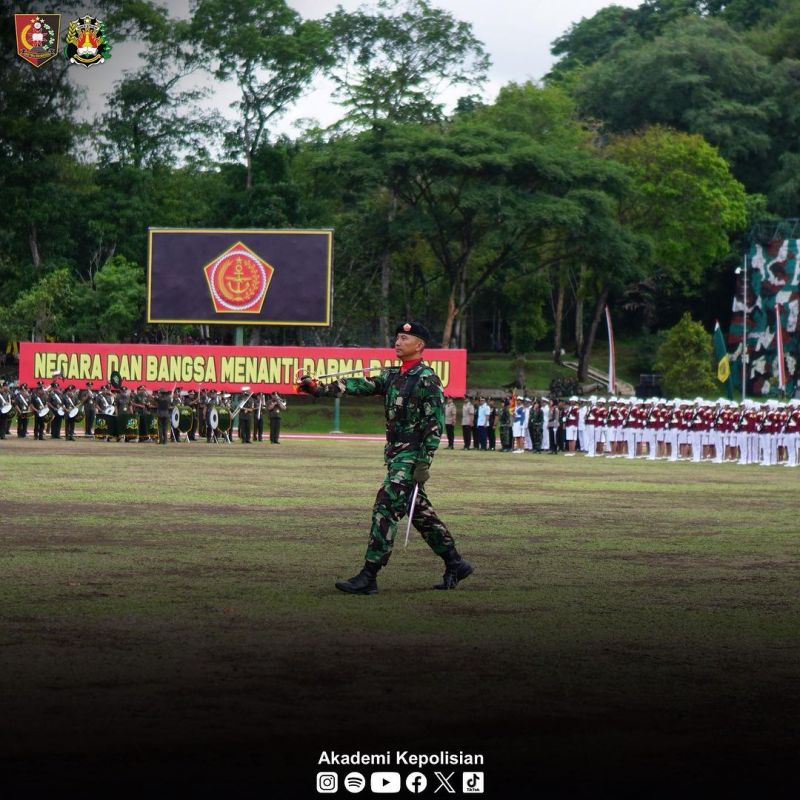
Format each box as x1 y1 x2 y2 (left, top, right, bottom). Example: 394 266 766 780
171 404 193 433
120 413 139 442
217 408 232 432
147 414 159 441
95 413 117 439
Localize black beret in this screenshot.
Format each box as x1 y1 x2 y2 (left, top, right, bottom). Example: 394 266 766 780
394 321 431 342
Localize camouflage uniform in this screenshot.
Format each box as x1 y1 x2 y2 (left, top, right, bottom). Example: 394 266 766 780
317 361 455 566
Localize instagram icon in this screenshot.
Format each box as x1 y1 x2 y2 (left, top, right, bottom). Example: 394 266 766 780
317 772 338 793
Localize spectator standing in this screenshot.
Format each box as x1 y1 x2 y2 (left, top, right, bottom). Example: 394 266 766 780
499 398 512 452
444 397 456 449
512 398 526 453
476 397 490 450
529 399 544 452
548 400 560 454
461 397 474 450
488 400 498 451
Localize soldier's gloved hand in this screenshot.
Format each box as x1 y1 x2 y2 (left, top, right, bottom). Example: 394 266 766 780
296 376 319 396
413 462 430 484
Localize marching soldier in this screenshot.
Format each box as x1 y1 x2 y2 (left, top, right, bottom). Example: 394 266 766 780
132 385 150 442
63 385 78 441
253 392 265 442
14 383 31 438
31 384 47 440
47 380 65 439
185 390 199 441
81 382 96 436
267 392 286 444
156 388 171 445
238 391 254 444
197 388 208 440
298 321 473 595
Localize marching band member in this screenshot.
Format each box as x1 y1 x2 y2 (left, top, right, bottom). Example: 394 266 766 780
268 391 286 444
80 382 96 437
63 385 79 441
31 384 48 440
238 390 254 444
13 383 31 438
47 379 65 439
0 380 10 439
131 385 150 443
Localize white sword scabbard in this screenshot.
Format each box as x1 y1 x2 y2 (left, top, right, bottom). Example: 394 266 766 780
404 482 420 549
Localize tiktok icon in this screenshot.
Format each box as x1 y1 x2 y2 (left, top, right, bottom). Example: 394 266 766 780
463 771 484 794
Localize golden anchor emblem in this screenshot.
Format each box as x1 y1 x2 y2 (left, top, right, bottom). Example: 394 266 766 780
219 257 256 302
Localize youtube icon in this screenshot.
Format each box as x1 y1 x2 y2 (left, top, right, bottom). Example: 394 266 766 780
370 772 401 793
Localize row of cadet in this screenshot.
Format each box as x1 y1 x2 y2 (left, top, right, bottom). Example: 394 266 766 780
444 395 800 466
0 379 286 445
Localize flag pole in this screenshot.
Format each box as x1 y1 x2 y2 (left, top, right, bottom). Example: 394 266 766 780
776 302 786 396
604 305 616 395
742 253 748 402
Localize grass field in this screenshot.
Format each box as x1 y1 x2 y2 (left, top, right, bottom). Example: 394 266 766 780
2 437 799 794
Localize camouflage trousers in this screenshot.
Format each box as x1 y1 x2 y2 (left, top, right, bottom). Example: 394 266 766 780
365 456 455 565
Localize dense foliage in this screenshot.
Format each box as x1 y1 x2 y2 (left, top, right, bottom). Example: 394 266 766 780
3 0 793 380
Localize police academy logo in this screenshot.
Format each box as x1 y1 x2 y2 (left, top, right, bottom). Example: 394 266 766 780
15 14 61 68
203 242 274 314
63 15 111 67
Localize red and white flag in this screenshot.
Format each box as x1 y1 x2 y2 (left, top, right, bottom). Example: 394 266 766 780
776 303 786 390
605 305 617 394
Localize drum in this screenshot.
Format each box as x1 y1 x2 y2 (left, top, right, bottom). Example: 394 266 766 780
95 414 112 439
147 414 159 441
119 413 139 441
37 406 50 418
177 404 193 433
0 401 11 414
209 407 232 432
7 407 16 423
68 405 81 418
72 409 85 425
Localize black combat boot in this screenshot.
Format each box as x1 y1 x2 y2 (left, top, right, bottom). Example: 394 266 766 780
433 548 473 590
335 561 380 595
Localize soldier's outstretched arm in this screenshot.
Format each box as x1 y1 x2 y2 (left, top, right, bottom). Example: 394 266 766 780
297 372 390 399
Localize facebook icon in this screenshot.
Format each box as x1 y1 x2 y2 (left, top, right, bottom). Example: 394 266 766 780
405 772 427 793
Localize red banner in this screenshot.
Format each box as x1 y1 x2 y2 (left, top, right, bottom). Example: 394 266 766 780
19 343 467 396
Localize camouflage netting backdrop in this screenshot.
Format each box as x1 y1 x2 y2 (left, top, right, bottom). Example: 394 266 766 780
729 239 799 397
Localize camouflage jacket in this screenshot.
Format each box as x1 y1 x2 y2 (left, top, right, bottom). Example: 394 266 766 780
317 361 444 465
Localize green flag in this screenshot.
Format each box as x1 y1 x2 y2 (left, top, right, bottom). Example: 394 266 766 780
713 321 733 399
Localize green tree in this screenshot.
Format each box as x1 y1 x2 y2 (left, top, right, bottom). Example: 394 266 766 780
0 269 75 342
325 0 489 343
605 126 748 291
97 68 220 169
654 312 716 397
191 0 331 189
373 119 645 348
575 18 778 180
326 0 489 128
71 256 146 342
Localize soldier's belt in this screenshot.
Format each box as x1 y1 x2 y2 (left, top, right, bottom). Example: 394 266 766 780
386 432 421 445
